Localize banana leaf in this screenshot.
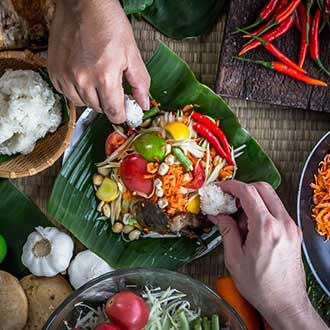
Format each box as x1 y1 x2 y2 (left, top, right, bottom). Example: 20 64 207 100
48 43 281 270
0 180 51 278
124 0 226 39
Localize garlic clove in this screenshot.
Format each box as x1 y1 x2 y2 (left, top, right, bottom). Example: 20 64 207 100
68 250 114 290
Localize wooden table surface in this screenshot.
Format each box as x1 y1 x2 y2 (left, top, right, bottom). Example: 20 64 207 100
15 10 330 290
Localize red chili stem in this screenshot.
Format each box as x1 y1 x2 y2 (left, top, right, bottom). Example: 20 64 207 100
310 8 330 77
192 122 234 165
234 57 328 86
239 15 294 55
238 28 306 73
298 4 309 68
242 0 280 31
191 112 233 156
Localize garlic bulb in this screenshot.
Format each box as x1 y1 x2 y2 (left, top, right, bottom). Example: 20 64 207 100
68 250 113 289
21 226 74 277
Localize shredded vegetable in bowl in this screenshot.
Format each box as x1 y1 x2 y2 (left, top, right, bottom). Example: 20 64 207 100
66 287 228 330
93 101 246 241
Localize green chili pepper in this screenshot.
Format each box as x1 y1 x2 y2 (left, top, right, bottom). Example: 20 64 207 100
211 315 220 330
172 148 193 171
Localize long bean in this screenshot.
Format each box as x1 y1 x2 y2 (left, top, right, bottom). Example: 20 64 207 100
211 315 220 330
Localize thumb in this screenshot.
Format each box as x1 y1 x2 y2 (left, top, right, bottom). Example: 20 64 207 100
208 215 243 257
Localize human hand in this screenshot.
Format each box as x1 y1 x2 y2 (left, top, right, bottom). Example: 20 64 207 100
48 0 150 123
209 180 328 330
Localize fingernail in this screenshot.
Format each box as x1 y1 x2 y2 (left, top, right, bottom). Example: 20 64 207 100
143 96 150 110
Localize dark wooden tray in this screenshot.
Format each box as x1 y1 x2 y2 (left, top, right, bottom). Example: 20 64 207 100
216 0 330 112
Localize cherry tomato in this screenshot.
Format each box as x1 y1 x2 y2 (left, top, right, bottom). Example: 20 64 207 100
134 132 165 162
119 153 153 195
185 161 205 190
105 132 127 157
105 291 149 330
94 324 122 330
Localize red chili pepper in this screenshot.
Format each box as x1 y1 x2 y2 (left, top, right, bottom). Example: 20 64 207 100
243 0 289 38
191 112 232 156
234 57 328 86
326 0 330 15
193 122 234 165
184 161 205 190
298 4 309 68
239 14 294 55
246 0 301 38
294 9 301 31
310 8 330 77
238 28 306 73
242 0 280 31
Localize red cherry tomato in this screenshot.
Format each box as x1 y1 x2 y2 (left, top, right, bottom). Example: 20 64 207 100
105 291 149 330
185 161 205 189
95 324 122 330
119 153 153 195
105 132 127 157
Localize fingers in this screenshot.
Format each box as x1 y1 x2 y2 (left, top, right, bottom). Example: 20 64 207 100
219 180 271 222
251 182 289 219
209 214 243 261
125 49 151 110
76 86 101 112
59 81 85 106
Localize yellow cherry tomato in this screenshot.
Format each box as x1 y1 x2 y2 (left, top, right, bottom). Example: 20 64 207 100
165 121 190 140
96 177 119 202
186 196 201 214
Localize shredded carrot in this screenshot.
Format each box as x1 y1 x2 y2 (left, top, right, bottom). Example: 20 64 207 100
150 99 160 107
220 165 235 180
144 174 156 179
311 154 330 240
123 191 132 201
160 164 188 215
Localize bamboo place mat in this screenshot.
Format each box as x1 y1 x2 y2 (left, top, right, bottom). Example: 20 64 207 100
15 13 330 289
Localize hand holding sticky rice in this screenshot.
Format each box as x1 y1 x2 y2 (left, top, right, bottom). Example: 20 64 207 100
209 180 328 330
48 0 150 124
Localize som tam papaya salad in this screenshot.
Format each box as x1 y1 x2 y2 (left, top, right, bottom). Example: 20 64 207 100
93 99 245 240
67 287 224 330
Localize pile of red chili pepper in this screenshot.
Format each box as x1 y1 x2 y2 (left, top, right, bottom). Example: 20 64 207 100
235 0 330 86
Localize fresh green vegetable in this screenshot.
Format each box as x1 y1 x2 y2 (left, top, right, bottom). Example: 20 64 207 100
211 314 220 330
134 132 166 162
143 107 160 121
203 317 211 330
172 147 193 171
48 43 280 270
0 234 7 264
178 311 190 330
194 318 203 330
0 180 51 277
123 0 225 39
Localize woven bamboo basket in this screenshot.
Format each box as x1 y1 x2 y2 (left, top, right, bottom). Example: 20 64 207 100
0 51 76 179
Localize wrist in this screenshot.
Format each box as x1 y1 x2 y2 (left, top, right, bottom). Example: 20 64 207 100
264 298 327 330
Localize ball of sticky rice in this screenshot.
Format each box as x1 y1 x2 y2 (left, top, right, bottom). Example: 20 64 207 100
199 183 238 216
125 94 144 128
0 69 62 155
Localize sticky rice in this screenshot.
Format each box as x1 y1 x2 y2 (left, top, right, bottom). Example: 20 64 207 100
0 69 62 155
199 183 237 216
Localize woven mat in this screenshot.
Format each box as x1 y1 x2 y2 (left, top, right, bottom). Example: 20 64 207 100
15 14 330 289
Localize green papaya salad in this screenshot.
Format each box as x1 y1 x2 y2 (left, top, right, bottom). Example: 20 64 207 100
93 100 246 240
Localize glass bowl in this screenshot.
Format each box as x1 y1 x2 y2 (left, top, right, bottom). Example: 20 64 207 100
43 268 246 330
